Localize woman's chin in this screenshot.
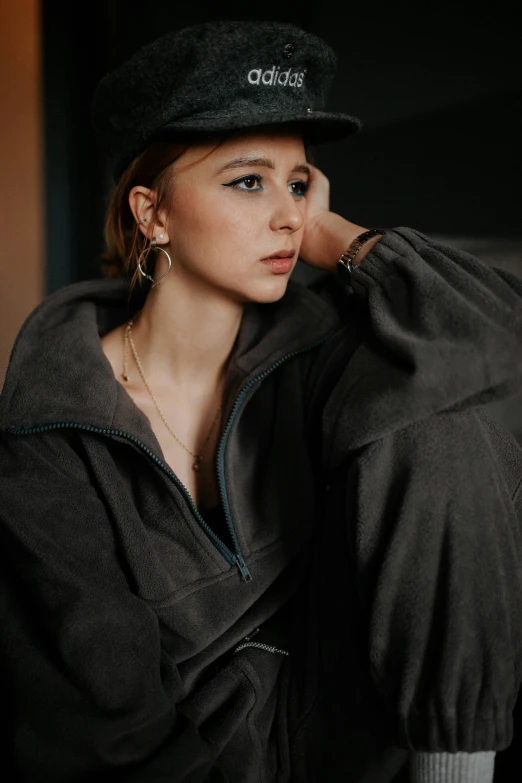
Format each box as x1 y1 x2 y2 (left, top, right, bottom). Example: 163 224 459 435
243 275 292 304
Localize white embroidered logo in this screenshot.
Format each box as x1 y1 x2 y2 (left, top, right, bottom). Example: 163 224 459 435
247 65 306 88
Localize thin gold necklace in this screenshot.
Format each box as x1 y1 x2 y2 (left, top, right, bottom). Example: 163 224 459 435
122 317 222 472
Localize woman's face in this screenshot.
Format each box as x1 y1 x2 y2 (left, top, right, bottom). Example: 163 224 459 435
159 130 310 303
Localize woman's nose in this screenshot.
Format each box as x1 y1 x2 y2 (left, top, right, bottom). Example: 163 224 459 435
269 190 305 233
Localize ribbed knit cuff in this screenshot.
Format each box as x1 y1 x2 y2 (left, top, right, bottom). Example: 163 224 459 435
409 752 495 783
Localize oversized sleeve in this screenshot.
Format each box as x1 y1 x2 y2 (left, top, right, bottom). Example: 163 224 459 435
0 436 223 782
344 407 522 755
316 226 522 460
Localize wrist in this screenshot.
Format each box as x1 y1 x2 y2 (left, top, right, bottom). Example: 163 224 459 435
337 228 386 285
306 214 383 273
349 232 383 266
302 213 368 271
336 227 386 284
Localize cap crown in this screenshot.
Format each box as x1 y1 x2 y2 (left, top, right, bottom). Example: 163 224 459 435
92 21 348 179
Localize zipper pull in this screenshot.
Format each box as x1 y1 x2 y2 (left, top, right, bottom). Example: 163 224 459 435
235 554 252 582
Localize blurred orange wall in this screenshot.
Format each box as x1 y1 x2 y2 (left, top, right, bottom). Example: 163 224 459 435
0 0 44 389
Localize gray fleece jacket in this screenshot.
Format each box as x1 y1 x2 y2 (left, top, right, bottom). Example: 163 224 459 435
1 227 522 783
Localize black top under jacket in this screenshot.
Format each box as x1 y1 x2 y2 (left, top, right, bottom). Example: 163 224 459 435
1 227 522 782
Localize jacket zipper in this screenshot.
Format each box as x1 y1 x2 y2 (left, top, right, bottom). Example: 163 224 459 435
233 627 289 656
214 330 335 580
234 641 290 657
5 331 333 582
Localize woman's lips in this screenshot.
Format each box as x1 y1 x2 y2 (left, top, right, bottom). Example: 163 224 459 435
260 252 295 274
261 257 294 274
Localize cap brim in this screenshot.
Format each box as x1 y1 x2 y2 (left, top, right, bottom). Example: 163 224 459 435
157 110 363 144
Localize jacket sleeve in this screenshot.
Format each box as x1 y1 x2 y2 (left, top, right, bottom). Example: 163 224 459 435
0 437 224 782
317 226 522 459
343 407 522 754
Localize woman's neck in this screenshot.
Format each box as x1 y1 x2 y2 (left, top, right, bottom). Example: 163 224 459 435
130 272 243 398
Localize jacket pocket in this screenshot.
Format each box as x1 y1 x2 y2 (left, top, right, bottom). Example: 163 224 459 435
178 637 292 783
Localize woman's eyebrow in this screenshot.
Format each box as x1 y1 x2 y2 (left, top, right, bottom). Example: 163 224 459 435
216 156 310 177
293 163 311 177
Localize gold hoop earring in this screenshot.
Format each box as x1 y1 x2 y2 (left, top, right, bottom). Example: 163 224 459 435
137 238 172 287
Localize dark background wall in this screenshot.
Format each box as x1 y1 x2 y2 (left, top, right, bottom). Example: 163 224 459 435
41 0 522 442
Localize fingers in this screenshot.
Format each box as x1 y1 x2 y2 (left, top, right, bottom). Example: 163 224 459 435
306 164 330 213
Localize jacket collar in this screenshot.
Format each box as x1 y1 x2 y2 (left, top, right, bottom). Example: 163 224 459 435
0 276 337 453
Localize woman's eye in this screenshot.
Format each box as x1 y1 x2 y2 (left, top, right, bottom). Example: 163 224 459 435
240 176 262 190
221 175 308 195
289 180 309 197
223 175 264 191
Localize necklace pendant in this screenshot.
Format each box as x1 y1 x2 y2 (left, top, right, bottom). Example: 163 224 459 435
192 456 202 472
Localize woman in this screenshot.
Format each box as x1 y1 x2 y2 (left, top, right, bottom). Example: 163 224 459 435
1 19 522 783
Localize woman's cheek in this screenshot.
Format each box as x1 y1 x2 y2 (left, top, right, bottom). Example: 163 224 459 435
170 189 268 245
212 206 263 244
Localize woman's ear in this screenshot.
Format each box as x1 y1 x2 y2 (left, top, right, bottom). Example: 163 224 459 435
128 185 170 244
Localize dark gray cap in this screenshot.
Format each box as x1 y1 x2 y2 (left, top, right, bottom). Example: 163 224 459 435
91 20 363 180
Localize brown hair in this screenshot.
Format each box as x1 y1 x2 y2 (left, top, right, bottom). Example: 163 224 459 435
100 139 191 297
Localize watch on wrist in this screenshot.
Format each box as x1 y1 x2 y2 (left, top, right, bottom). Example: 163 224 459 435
337 228 385 284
